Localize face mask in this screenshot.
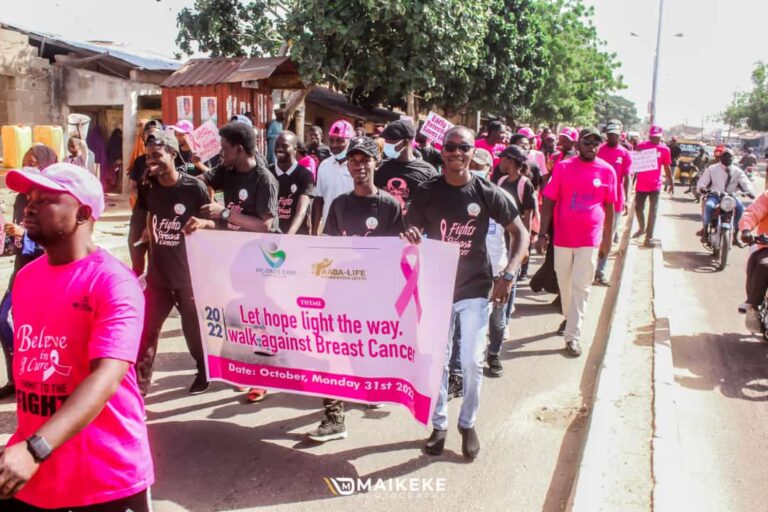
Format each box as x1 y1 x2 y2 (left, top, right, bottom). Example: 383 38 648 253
383 141 403 159
470 170 486 179
334 148 348 161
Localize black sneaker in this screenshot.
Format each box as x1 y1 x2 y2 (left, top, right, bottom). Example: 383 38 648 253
188 373 210 395
565 340 582 357
0 383 15 400
447 374 463 400
424 428 447 455
458 426 480 460
593 275 611 287
557 320 567 336
487 354 504 377
308 418 347 442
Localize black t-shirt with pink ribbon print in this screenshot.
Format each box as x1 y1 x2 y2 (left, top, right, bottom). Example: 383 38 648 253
202 164 279 232
323 190 405 237
406 174 519 303
374 158 437 215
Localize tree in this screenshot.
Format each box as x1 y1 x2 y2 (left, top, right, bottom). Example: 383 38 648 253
527 0 623 127
595 95 640 128
722 61 768 131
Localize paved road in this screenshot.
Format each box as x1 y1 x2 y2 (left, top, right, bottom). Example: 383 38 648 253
0 197 625 511
656 180 768 512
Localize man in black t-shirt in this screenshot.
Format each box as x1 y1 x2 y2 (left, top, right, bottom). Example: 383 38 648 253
186 122 279 403
308 136 405 443
269 131 314 234
404 126 529 461
375 120 437 215
416 131 443 171
128 121 163 276
134 132 212 396
307 125 333 167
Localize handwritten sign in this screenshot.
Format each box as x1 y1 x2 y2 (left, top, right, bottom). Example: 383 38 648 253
186 232 459 425
631 149 659 173
419 111 454 147
190 120 221 163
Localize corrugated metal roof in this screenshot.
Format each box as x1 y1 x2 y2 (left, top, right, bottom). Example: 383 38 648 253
307 86 400 123
161 56 303 88
1 22 182 71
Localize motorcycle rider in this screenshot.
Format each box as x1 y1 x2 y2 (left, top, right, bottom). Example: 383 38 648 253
696 147 755 247
739 190 768 332
739 147 757 171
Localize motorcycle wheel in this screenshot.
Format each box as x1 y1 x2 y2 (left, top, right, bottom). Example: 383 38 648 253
717 231 730 271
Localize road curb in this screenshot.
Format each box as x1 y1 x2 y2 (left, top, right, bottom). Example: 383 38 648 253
651 243 683 512
568 208 638 512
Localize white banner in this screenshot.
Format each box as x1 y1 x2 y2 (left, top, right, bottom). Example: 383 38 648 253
631 149 659 173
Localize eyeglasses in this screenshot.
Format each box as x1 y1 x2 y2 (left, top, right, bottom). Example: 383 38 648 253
443 143 473 153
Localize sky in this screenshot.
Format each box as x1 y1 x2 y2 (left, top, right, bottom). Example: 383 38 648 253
3 0 767 130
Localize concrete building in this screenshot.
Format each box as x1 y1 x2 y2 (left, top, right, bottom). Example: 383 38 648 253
0 23 181 192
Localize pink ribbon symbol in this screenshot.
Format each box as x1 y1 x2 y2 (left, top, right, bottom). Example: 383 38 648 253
42 349 72 381
395 244 422 320
440 219 448 241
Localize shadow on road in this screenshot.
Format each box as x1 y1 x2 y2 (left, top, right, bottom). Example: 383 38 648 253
672 332 768 401
663 250 720 273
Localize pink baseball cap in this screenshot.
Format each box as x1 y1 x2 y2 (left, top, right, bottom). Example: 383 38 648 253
7 163 105 219
649 125 664 137
329 120 354 139
517 127 536 138
169 120 194 134
559 127 579 142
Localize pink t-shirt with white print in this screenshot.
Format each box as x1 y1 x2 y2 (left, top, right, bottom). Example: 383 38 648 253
9 249 153 509
597 144 633 212
635 141 671 193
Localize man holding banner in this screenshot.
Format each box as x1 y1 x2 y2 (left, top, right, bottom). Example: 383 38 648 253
308 136 406 442
403 126 529 460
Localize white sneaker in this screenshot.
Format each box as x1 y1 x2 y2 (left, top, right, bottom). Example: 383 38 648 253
738 302 749 314
745 306 762 333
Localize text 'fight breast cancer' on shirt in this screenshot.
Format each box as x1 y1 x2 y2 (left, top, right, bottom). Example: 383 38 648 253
374 158 437 215
634 141 671 193
9 249 153 509
407 174 519 303
137 173 211 289
597 144 633 212
544 157 618 249
203 164 279 232
269 162 315 234
324 189 405 237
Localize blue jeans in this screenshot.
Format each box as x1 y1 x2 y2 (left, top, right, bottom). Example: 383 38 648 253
703 196 743 229
433 298 490 430
596 213 621 278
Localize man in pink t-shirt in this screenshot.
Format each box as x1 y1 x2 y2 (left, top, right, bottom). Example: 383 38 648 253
633 125 672 246
475 120 507 167
0 163 153 511
538 128 617 357
594 120 633 285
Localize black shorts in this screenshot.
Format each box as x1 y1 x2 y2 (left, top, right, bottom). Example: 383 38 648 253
5 489 150 512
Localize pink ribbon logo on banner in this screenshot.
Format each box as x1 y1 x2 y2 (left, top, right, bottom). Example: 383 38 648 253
395 244 422 320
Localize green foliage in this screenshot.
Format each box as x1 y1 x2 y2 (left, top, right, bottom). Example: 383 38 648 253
722 61 768 131
595 95 640 129
527 0 623 126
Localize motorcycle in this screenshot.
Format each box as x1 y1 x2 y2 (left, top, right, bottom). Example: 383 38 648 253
685 164 702 201
745 233 768 343
701 191 740 271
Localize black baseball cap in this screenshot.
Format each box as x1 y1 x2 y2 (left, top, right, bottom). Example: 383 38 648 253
381 120 416 140
579 127 603 142
347 136 379 158
499 145 528 164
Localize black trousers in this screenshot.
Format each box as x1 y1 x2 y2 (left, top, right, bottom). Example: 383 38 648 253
747 248 768 306
136 283 205 394
7 489 150 512
635 191 660 240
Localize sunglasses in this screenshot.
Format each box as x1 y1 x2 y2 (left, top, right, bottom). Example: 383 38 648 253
580 139 602 147
443 143 473 153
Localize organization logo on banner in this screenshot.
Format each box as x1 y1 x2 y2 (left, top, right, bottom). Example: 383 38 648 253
255 243 296 277
311 258 367 281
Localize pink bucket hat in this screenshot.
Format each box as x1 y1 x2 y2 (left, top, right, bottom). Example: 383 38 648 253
559 127 579 142
649 125 664 137
168 120 194 134
517 127 536 139
7 163 105 219
328 120 354 139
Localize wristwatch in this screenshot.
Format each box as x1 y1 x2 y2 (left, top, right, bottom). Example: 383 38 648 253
501 271 516 282
26 435 53 463
221 209 231 222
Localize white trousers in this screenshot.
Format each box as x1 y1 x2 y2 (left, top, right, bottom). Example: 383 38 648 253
554 246 598 342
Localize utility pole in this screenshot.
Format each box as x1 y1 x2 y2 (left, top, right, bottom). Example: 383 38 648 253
650 0 664 126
